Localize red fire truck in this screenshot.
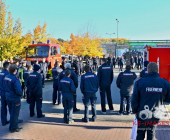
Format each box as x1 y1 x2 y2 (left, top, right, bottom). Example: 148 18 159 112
145 46 170 82
25 41 61 77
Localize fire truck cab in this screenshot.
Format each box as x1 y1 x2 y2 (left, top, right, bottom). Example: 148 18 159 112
25 41 61 78
145 46 170 82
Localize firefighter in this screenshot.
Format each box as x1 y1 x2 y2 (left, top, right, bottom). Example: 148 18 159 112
97 58 114 114
73 57 79 76
79 57 83 75
140 61 149 78
112 56 116 68
119 56 124 71
27 64 45 118
18 61 27 99
0 62 10 126
134 55 138 68
81 65 99 123
88 57 93 73
130 56 134 69
4 64 23 133
117 56 120 68
131 62 170 140
93 57 98 73
52 61 63 105
60 57 66 70
59 69 76 124
58 63 80 112
137 56 142 70
116 65 137 115
107 55 112 66
40 58 48 88
23 65 33 103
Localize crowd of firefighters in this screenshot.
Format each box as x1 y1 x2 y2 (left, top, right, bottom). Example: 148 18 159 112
62 55 144 76
1 54 169 140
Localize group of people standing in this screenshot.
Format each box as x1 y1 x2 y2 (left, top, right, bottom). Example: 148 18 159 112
0 59 48 133
130 55 143 70
1 54 170 140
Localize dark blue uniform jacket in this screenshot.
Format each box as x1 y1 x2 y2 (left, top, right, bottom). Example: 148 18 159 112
138 58 142 64
97 63 113 87
0 69 9 96
59 77 76 95
52 66 62 86
119 58 123 65
131 72 170 121
140 68 148 78
59 68 78 88
80 72 99 94
27 71 42 95
116 70 137 96
4 73 22 99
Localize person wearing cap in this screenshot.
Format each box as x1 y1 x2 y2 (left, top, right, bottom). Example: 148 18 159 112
0 62 10 126
23 65 33 103
4 64 23 133
59 63 80 112
52 61 63 105
18 61 27 99
140 61 149 78
27 64 45 118
39 58 48 88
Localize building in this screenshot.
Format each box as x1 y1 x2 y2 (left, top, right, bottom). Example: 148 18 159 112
101 43 115 56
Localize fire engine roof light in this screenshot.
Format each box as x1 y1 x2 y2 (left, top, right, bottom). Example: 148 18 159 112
47 40 50 44
32 41 35 44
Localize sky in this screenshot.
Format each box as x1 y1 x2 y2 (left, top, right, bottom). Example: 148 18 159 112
6 0 170 41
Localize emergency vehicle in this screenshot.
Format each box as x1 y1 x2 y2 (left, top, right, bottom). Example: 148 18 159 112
25 41 61 77
145 46 170 82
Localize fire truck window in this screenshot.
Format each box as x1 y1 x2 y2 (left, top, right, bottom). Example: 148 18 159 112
58 47 60 54
51 47 57 56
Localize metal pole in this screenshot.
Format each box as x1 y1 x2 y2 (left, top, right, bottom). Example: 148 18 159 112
117 20 118 57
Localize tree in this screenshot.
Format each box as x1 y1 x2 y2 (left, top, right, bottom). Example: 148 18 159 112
33 22 50 43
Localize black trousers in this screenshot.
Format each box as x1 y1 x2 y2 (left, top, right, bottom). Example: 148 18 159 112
100 85 113 112
113 62 116 68
29 94 43 117
136 120 157 140
22 82 26 98
138 63 142 70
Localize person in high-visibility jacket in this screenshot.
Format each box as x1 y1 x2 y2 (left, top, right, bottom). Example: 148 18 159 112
18 61 27 99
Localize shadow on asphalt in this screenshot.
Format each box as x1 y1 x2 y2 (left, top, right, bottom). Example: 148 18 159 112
27 116 132 130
